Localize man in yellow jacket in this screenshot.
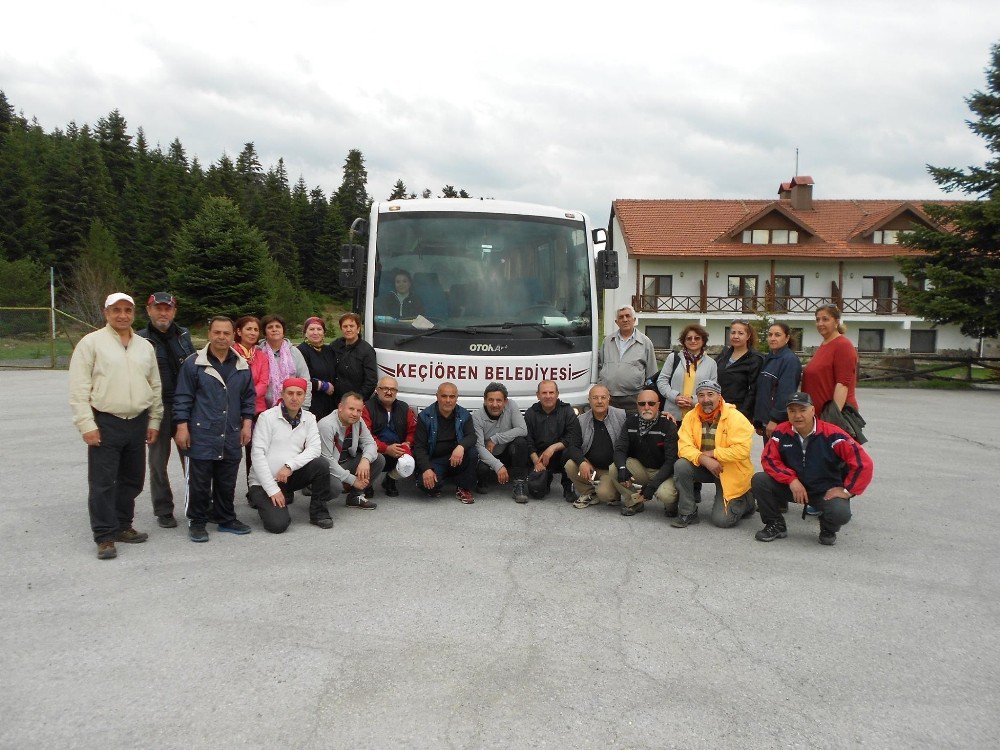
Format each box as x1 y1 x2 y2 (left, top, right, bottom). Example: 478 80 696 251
671 379 754 529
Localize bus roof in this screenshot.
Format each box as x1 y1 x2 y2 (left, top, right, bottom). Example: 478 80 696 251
375 198 590 223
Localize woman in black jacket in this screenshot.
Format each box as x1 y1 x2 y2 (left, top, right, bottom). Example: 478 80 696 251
715 319 763 420
752 323 802 440
331 313 378 400
297 316 338 421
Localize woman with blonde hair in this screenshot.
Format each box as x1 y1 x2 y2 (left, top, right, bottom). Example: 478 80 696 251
715 319 763 420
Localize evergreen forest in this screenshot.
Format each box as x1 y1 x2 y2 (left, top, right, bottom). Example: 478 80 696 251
0 92 471 327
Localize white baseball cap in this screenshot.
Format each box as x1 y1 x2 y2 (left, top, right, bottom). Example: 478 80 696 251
395 454 415 478
104 292 135 308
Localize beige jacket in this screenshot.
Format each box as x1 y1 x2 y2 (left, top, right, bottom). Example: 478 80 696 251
69 325 163 434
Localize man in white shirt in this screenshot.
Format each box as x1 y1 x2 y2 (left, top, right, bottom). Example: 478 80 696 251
249 378 333 532
68 292 163 560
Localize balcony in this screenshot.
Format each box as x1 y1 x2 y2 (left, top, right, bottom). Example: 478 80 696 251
633 294 906 316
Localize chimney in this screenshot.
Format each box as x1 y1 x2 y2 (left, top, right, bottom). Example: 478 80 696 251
778 181 792 200
789 175 814 210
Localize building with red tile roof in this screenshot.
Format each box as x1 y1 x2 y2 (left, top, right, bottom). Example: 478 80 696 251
603 176 976 354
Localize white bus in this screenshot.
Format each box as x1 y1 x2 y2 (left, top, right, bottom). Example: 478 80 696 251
339 198 618 411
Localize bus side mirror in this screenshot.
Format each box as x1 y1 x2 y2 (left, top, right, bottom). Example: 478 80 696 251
339 244 366 288
591 227 608 250
596 248 619 290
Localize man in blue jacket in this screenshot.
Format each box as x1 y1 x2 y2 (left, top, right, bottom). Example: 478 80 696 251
413 382 478 504
136 291 195 528
173 316 256 542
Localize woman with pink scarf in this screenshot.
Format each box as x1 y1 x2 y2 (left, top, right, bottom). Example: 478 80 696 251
260 314 312 410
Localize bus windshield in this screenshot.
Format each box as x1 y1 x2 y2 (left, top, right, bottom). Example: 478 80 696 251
371 212 592 343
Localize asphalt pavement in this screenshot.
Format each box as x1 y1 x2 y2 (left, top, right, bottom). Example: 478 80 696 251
1 370 998 749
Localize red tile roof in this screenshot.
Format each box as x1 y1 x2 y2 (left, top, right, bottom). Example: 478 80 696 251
612 197 955 259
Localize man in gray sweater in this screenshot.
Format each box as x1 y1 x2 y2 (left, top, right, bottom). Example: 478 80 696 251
473 382 530 503
564 385 627 508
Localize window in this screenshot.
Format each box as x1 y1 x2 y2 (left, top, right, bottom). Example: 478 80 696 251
858 329 885 353
873 229 900 244
772 275 804 312
728 275 758 312
645 325 672 349
863 276 895 314
639 275 673 312
741 228 799 244
910 330 937 354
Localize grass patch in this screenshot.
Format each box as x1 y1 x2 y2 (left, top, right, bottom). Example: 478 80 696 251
0 337 74 362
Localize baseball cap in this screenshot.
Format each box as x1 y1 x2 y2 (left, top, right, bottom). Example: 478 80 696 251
147 292 177 307
786 392 813 407
104 292 135 308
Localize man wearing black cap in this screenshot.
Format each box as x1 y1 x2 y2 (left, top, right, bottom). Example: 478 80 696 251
753 391 873 546
672 379 755 529
136 291 195 528
472 382 530 503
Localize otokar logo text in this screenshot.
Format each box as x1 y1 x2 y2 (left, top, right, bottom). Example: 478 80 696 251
469 343 508 352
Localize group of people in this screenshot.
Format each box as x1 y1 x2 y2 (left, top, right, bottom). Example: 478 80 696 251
68 292 873 561
594 304 873 539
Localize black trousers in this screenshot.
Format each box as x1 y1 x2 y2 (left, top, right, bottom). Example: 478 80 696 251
418 448 478 494
476 436 530 486
147 401 181 517
752 471 852 533
248 456 332 533
525 449 573 499
186 456 242 526
88 410 148 543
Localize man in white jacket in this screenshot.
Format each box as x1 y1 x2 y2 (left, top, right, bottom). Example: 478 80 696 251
249 377 333 532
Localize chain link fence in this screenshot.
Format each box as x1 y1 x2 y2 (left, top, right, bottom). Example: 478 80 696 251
0 307 96 369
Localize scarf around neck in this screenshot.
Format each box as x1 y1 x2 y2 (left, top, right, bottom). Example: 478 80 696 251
638 416 658 437
233 342 256 364
266 339 297 406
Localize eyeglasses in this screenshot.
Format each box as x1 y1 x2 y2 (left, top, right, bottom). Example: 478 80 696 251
684 335 702 342
731 319 749 326
378 387 398 394
636 400 659 406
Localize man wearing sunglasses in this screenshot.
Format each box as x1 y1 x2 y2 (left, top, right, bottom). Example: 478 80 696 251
672 379 755 529
609 389 679 516
362 376 417 498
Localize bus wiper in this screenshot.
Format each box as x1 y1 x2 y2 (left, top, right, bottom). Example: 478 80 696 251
395 327 512 347
477 321 576 348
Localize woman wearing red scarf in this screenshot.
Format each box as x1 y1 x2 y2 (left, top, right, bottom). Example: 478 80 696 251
233 315 271 484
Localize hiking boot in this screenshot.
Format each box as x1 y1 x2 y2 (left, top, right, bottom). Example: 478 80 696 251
115 527 148 544
621 503 645 517
217 519 252 535
512 480 529 504
310 515 334 530
819 530 837 546
755 523 788 542
670 511 700 528
157 514 177 529
382 475 399 497
456 488 475 505
189 524 209 543
346 493 377 509
573 493 595 509
96 541 117 560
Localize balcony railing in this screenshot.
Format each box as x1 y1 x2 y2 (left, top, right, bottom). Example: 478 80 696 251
633 295 906 315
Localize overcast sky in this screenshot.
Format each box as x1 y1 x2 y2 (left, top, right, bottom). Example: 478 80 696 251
3 1 999 224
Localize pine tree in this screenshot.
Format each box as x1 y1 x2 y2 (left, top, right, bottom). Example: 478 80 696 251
95 109 133 197
440 185 459 198
0 107 49 261
333 149 371 233
898 42 1000 339
260 158 299 280
235 142 265 225
388 179 408 200
168 196 271 323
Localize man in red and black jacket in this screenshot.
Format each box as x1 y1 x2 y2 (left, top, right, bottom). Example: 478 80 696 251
753 391 873 546
362 376 417 498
